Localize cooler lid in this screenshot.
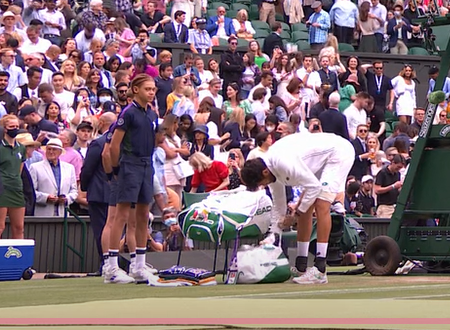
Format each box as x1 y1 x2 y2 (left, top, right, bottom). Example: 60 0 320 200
0 239 35 247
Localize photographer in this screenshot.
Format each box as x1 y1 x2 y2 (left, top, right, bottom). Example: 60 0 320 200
189 18 212 55
123 29 156 66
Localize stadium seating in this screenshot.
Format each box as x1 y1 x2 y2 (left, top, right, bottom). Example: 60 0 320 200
408 47 429 55
338 43 355 52
291 30 309 42
251 20 271 32
210 2 229 9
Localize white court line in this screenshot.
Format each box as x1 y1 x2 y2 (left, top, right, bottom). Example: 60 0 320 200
391 293 450 300
202 284 450 299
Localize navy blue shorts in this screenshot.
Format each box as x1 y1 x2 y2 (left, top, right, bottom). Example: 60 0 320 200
117 156 154 205
109 178 118 207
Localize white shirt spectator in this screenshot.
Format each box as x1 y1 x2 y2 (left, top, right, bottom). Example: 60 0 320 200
0 27 28 43
38 9 66 36
198 89 223 108
198 70 214 90
54 90 75 108
248 83 271 108
74 29 106 53
296 67 321 100
232 19 255 35
343 104 367 140
20 37 52 54
251 99 266 127
0 64 26 93
13 85 38 101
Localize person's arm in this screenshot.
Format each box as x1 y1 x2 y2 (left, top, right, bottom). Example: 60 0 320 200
110 129 125 170
80 139 101 192
212 176 230 191
71 101 87 125
102 142 113 180
360 64 372 75
376 122 386 138
190 42 199 54
159 139 178 159
374 181 401 195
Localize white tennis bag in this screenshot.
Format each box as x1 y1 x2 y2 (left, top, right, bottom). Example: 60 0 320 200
228 244 291 284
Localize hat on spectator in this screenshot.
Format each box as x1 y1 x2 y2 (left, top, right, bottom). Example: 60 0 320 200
77 121 94 131
0 12 16 25
361 175 374 183
346 73 360 86
45 138 65 154
106 17 116 24
429 66 439 75
193 124 209 138
18 105 37 119
102 101 116 113
16 132 41 148
311 1 322 9
97 88 114 97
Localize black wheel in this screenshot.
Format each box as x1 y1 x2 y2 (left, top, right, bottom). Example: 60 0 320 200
22 268 33 280
364 236 402 276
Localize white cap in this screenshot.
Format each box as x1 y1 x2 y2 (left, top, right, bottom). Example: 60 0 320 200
46 138 64 150
361 175 374 183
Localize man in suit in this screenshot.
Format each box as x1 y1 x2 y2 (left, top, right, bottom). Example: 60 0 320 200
43 45 61 72
387 4 412 55
163 10 188 43
220 36 244 98
80 112 116 265
263 22 285 57
349 124 371 181
318 92 349 140
206 6 236 39
29 138 78 217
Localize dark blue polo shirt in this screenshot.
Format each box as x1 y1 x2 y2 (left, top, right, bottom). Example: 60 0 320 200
116 101 158 158
28 118 59 141
155 77 173 118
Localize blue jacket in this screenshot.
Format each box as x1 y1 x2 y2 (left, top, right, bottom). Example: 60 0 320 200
80 133 110 204
173 64 201 87
387 17 412 48
206 16 236 37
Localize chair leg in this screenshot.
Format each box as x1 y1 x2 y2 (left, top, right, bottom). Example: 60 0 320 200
222 240 230 281
212 241 219 272
176 248 182 266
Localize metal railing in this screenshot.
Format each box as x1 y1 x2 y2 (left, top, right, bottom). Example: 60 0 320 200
62 207 87 272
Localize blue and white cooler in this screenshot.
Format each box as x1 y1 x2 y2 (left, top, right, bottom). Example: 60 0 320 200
0 239 35 281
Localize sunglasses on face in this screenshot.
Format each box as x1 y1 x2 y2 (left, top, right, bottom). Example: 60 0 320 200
230 42 237 45
359 129 368 133
118 90 128 94
374 67 383 70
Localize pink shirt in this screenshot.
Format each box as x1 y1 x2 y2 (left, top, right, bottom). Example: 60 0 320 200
60 147 83 181
119 28 136 62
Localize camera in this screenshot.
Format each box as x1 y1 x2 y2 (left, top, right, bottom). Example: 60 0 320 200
140 38 145 43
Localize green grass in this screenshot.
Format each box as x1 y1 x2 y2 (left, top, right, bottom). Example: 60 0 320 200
1 272 450 308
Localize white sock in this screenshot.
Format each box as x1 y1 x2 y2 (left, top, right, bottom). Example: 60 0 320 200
316 242 328 258
136 247 146 269
129 252 136 269
297 241 309 257
103 253 109 267
109 249 119 269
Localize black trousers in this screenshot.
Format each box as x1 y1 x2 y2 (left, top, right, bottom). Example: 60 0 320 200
88 201 109 260
333 25 354 44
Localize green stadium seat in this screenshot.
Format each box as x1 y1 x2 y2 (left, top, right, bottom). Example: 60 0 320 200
149 34 162 43
234 0 251 5
227 9 237 18
183 192 209 208
280 30 291 40
338 43 355 52
230 3 249 11
251 20 271 31
408 47 429 55
207 9 217 17
291 30 309 42
275 12 284 22
254 29 270 38
278 21 290 31
291 22 308 31
237 38 249 48
256 38 265 49
296 40 311 51
248 4 259 20
210 2 229 10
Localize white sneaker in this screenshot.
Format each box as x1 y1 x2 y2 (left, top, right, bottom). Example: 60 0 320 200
104 267 135 284
101 264 109 277
144 264 158 274
292 266 328 284
290 266 305 277
129 266 154 282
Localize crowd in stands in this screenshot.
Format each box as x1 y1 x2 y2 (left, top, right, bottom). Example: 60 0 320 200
0 0 447 267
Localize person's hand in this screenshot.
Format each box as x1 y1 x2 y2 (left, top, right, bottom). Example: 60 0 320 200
218 16 224 24
220 139 231 151
222 132 230 140
312 22 320 27
368 13 377 19
387 103 393 111
393 181 403 189
360 152 371 159
47 195 59 204
45 21 53 26
58 196 67 204
36 132 47 143
181 141 189 150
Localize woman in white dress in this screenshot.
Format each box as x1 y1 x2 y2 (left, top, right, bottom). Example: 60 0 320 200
271 53 294 97
195 57 214 92
391 64 417 124
160 114 191 201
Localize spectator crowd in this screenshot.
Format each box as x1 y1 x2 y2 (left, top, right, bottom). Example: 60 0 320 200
0 0 447 278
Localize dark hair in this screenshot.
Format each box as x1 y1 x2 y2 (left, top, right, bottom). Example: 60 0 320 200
265 114 279 126
116 82 128 90
105 55 122 72
207 107 225 136
228 36 238 43
29 19 44 26
61 38 76 54
138 29 149 37
72 87 90 109
52 71 64 79
44 101 63 123
347 181 361 195
268 95 287 112
256 131 270 147
240 158 268 190
174 10 185 19
27 66 43 78
176 114 194 140
346 56 361 68
391 154 406 165
184 53 194 61
271 22 282 31
244 113 259 137
394 121 409 133
38 82 54 94
118 61 133 71
5 38 18 48
227 82 241 103
69 49 84 61
159 62 172 74
253 87 267 101
0 71 10 78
